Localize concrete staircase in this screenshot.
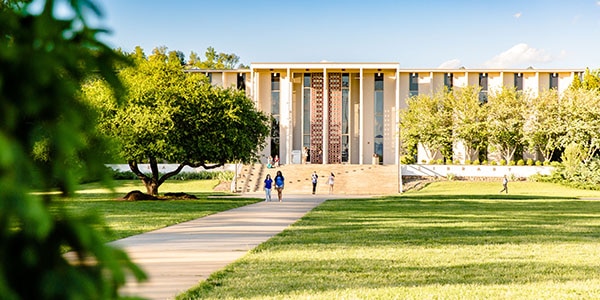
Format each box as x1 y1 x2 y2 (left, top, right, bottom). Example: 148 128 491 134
234 164 266 193
236 163 401 195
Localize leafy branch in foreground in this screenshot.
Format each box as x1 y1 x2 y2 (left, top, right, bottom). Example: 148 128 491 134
0 0 145 298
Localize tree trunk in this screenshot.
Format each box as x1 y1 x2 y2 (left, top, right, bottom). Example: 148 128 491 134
128 159 162 196
144 179 159 196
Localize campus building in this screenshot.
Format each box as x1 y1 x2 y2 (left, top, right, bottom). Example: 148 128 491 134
190 63 584 165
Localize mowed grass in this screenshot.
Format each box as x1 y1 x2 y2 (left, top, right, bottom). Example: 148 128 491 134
53 180 260 241
179 181 600 299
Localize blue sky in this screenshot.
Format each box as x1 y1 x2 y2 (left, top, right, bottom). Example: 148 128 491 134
88 0 600 69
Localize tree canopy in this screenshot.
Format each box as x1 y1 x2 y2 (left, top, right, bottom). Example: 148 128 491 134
448 85 488 162
524 89 561 161
0 0 144 298
399 90 452 162
486 87 528 162
399 73 600 165
187 46 241 69
84 47 270 195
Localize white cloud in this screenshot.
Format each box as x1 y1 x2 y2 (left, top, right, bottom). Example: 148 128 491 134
438 59 461 69
513 12 522 19
482 43 555 68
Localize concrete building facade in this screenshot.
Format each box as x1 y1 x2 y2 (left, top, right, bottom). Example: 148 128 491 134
191 63 584 166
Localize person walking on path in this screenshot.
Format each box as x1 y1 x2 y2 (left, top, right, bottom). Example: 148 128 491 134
499 174 509 194
311 171 319 195
264 174 273 202
274 171 285 202
328 172 335 194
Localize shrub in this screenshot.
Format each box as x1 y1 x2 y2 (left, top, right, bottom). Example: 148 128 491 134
481 160 488 165
472 159 480 165
526 159 534 166
534 157 600 190
508 160 516 166
517 159 525 166
217 171 235 181
535 160 542 166
400 155 415 165
464 159 471 165
436 159 444 165
499 159 506 166
110 170 234 181
490 160 498 166
171 171 234 181
111 170 139 180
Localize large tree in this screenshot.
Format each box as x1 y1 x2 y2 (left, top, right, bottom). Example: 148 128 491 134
558 88 600 161
486 87 529 162
523 89 562 161
84 47 269 195
399 91 452 163
0 0 145 298
188 46 241 69
448 85 489 162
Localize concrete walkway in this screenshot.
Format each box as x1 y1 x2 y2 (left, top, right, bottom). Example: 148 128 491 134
115 193 347 300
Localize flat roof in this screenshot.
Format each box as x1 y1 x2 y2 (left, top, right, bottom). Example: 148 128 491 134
187 63 585 73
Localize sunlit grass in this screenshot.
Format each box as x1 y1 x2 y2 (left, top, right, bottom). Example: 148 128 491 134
179 181 600 299
53 180 260 241
411 180 600 198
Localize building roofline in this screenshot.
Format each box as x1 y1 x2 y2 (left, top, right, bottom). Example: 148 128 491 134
250 62 400 70
186 64 585 73
402 68 585 73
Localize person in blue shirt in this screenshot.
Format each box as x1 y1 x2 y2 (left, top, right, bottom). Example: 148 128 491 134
264 174 273 202
274 170 285 202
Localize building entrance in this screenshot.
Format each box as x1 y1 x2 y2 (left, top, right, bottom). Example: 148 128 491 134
306 72 348 164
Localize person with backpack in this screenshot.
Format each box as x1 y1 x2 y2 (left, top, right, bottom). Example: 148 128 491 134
274 170 285 202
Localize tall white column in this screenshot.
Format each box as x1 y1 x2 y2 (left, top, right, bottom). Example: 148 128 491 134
395 68 400 165
251 70 257 109
286 68 293 164
396 67 402 193
278 71 290 165
322 68 329 164
359 68 364 164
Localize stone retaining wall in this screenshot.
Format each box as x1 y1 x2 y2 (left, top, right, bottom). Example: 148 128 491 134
402 164 553 179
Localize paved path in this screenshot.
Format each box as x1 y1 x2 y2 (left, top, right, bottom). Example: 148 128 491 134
115 194 347 300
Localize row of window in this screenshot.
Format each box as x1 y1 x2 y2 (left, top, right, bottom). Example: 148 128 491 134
229 71 568 97
269 72 569 163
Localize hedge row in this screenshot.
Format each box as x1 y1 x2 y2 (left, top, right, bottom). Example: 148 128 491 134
110 169 235 181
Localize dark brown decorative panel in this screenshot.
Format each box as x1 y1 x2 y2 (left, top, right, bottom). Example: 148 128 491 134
328 73 342 164
310 73 323 164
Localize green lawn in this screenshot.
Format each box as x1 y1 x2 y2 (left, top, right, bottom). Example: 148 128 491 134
179 181 600 299
54 180 260 241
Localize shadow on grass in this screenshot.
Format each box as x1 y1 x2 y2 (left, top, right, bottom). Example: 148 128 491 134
51 191 260 241
180 193 600 299
191 259 599 299
271 195 600 247
396 193 579 200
